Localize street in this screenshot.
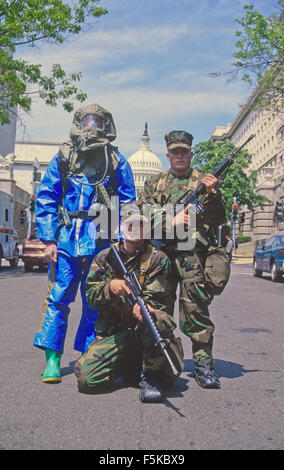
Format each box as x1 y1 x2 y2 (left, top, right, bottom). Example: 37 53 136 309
0 260 283 451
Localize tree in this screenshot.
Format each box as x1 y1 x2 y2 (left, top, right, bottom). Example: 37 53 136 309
211 1 284 113
191 139 270 219
0 0 108 125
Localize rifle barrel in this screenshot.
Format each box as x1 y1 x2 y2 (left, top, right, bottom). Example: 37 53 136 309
176 133 256 206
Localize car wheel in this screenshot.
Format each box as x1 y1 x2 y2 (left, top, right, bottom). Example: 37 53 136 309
253 259 262 278
9 247 19 267
271 262 280 282
24 263 33 273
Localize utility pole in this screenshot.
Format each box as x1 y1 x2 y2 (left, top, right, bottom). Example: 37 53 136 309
231 196 238 260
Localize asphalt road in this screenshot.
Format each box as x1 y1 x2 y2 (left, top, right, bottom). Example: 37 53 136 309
0 260 283 451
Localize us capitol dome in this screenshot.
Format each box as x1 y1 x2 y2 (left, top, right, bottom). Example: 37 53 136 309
128 123 162 197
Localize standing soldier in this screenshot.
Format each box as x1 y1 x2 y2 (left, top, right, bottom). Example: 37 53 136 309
140 130 227 388
33 103 135 383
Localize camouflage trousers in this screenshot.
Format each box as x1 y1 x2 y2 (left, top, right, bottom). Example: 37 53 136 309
74 312 184 393
171 249 215 366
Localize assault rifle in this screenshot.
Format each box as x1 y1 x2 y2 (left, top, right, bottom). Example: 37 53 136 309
108 245 179 377
175 133 255 214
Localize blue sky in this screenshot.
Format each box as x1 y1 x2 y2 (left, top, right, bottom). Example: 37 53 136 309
16 0 277 169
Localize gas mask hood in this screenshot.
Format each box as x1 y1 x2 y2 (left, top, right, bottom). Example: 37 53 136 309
70 103 117 152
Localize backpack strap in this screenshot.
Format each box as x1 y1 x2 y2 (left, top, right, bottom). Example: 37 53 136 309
97 146 120 209
109 146 120 171
58 141 73 198
138 243 155 287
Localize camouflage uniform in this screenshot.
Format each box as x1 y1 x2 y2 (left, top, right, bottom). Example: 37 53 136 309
74 241 184 392
139 167 226 366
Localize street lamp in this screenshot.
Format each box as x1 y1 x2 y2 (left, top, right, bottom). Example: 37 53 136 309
27 158 41 238
32 157 40 179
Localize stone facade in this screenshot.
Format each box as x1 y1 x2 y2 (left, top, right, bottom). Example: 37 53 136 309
0 155 30 242
13 141 60 194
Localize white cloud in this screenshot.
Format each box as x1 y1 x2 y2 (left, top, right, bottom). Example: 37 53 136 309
16 23 197 73
93 68 151 87
16 79 247 154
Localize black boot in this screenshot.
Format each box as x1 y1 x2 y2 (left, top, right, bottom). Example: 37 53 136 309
139 371 164 403
195 363 220 389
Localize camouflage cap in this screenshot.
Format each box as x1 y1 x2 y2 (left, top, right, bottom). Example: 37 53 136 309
165 130 193 150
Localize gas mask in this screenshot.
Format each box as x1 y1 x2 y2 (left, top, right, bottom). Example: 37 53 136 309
70 103 117 152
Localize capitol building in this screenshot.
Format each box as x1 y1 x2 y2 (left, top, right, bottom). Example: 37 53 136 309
128 123 162 197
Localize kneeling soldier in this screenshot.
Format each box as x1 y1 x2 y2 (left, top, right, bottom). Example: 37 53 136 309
74 202 184 403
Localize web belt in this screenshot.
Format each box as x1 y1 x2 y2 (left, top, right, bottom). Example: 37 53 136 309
69 210 98 220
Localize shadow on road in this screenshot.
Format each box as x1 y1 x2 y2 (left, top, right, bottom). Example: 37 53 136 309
184 358 260 379
61 360 189 418
61 361 76 377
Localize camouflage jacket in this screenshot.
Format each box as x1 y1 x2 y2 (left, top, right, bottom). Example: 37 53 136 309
139 168 226 248
86 241 174 336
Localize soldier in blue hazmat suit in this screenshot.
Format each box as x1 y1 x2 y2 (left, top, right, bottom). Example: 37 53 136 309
33 103 136 383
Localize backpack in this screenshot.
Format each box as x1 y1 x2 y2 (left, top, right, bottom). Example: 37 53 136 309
204 246 231 296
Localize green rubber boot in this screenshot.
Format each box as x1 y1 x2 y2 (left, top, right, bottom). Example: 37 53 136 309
42 348 61 383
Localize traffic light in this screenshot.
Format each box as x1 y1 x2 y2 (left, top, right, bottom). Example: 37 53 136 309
29 196 35 212
20 209 27 225
232 203 238 221
239 212 245 224
276 200 284 221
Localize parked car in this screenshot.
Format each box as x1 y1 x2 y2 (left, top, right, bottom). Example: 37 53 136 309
253 234 284 282
22 228 48 272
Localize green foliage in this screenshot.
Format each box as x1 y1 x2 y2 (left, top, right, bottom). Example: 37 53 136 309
211 1 284 113
233 2 283 81
0 1 108 124
191 139 271 219
237 235 252 244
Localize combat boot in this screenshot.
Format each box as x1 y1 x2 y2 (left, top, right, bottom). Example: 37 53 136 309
42 348 61 383
139 371 164 403
195 363 220 389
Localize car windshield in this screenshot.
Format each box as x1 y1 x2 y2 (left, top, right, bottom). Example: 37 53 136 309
277 236 284 245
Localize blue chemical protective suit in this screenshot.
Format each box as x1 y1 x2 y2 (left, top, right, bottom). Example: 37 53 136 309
33 149 135 354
